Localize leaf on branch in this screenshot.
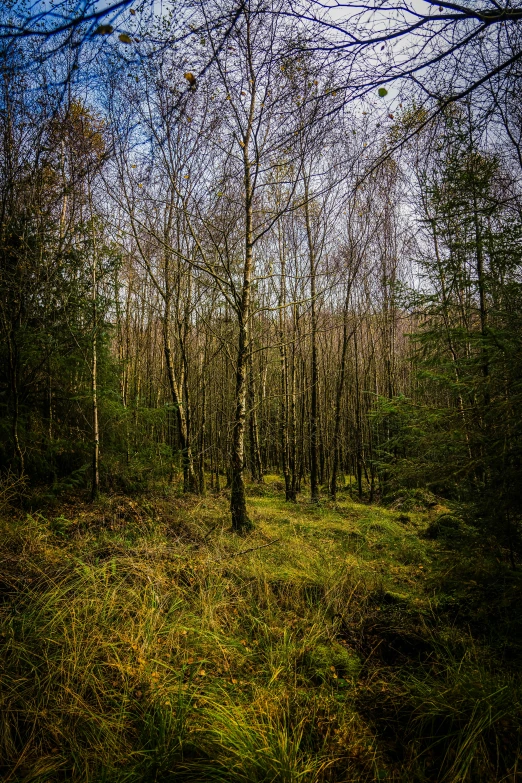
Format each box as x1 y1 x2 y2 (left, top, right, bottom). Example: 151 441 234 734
184 72 197 87
378 87 388 97
94 25 114 35
119 33 133 44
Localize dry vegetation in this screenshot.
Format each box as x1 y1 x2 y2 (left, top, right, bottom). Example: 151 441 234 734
1 477 521 782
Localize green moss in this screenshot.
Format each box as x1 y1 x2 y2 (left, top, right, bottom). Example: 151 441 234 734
304 642 361 683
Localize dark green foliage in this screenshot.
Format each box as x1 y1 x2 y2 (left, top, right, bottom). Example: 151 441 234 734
373 113 522 558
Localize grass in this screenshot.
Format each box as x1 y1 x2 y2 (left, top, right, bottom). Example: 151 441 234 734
0 475 521 782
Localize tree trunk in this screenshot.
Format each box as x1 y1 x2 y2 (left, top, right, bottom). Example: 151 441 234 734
354 326 363 499
199 341 207 494
289 303 298 500
278 247 292 500
91 246 100 501
330 309 351 500
248 347 263 482
231 306 252 531
163 299 197 492
304 181 319 502
230 77 256 531
88 186 99 501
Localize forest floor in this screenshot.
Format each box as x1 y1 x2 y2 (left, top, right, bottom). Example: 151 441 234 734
1 476 522 782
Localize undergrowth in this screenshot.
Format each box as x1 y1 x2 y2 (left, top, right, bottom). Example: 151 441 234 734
0 478 521 782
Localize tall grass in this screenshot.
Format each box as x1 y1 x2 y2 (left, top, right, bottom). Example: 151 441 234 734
0 487 520 781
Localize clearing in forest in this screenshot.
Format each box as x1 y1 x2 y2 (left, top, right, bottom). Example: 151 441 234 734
1 480 521 782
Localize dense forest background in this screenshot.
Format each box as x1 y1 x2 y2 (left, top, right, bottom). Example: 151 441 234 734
1 2 522 781
1 0 521 543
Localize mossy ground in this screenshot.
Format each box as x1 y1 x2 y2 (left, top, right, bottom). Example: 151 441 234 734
1 476 521 782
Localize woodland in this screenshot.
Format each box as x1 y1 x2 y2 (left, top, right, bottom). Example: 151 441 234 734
1 1 522 781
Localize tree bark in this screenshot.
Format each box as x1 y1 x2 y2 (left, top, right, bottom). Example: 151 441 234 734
88 186 99 501
304 179 319 502
278 245 293 500
248 347 263 482
229 14 257 533
163 296 197 492
230 184 254 529
91 242 100 500
330 309 352 500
